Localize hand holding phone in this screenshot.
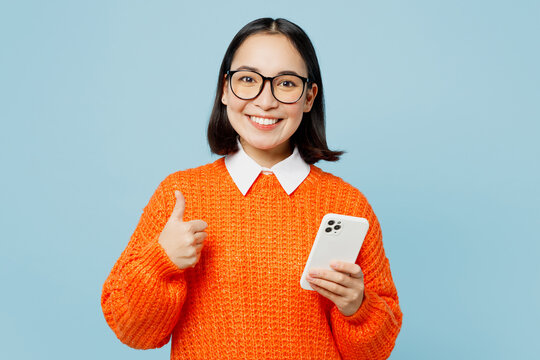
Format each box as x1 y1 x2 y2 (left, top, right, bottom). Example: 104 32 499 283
300 214 369 291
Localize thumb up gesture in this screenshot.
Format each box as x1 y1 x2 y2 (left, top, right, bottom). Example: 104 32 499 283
158 190 208 270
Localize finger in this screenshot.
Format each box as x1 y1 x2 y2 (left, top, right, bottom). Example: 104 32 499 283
308 281 341 304
194 242 204 254
170 190 186 220
193 232 208 244
189 253 202 268
186 219 208 233
309 269 354 288
330 261 363 279
307 275 348 296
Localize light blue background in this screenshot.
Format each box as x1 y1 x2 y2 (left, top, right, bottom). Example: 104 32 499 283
1 1 539 359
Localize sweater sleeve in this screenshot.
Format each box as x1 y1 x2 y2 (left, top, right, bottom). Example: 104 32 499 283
101 177 187 349
330 203 402 360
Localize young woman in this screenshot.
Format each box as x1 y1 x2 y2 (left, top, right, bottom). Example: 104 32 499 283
102 18 402 360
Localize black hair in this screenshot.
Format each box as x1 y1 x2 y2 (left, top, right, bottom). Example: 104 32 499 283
207 17 343 164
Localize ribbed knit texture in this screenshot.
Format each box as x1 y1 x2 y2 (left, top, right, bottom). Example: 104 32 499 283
101 158 402 359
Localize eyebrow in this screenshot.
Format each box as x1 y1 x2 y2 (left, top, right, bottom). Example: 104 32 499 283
234 65 304 77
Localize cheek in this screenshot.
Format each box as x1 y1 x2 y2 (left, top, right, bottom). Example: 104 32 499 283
286 104 306 121
226 99 248 128
225 94 243 112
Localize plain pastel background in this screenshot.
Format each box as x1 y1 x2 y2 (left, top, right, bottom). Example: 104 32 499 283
1 0 539 358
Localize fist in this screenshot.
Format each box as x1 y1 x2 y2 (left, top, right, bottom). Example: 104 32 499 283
158 190 208 269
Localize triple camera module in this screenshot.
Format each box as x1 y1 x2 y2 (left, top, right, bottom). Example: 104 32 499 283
325 219 342 234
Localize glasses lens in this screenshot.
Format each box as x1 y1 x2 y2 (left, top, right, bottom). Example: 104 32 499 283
273 74 305 103
230 71 263 100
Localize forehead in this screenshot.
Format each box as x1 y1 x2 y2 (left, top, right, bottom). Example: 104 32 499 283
230 33 307 76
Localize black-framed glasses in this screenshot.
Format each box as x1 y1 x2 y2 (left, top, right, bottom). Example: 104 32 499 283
226 70 310 104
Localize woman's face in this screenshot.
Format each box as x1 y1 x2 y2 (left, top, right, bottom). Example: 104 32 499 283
222 33 318 160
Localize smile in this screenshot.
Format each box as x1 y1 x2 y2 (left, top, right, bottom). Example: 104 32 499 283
250 116 281 126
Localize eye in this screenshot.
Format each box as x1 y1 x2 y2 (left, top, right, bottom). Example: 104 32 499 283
239 76 255 83
280 80 297 87
276 75 301 88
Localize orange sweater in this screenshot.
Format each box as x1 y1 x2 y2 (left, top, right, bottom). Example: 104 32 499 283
101 158 402 359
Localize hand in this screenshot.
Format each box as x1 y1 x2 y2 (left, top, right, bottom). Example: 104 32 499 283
306 261 365 317
158 190 208 270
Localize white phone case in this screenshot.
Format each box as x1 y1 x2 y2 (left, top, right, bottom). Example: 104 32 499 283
300 213 369 291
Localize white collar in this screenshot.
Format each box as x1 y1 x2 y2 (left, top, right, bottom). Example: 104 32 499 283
224 140 311 196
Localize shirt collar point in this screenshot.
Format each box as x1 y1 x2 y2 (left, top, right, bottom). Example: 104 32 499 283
225 140 310 195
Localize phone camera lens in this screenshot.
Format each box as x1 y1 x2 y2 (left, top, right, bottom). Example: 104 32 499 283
328 220 335 226
325 227 332 233
334 225 341 230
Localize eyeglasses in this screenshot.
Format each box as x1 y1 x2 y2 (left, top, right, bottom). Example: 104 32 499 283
226 70 310 104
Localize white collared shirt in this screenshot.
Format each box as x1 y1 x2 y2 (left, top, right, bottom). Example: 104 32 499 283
224 141 311 196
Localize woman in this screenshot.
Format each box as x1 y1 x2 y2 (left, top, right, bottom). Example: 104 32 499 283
102 18 402 359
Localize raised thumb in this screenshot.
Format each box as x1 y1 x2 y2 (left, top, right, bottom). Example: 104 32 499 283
170 190 186 220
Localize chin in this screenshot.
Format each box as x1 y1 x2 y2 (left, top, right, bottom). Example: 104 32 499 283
242 137 283 151
249 141 280 151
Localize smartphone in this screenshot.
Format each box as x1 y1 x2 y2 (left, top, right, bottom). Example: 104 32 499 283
300 213 369 291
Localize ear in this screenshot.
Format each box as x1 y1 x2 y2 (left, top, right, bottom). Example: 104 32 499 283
303 83 318 113
222 74 229 105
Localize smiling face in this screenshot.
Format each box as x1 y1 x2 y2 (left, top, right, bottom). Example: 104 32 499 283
222 33 318 167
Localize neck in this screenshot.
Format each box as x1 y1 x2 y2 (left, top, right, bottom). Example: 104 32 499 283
240 139 293 168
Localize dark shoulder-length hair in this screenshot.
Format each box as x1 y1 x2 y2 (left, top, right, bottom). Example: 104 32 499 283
207 17 343 164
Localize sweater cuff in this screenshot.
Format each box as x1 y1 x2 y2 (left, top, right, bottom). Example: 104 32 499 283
332 289 378 325
138 239 185 280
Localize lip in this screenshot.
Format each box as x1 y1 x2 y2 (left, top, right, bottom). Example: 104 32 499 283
247 115 282 130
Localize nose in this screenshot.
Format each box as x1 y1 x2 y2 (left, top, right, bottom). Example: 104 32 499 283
253 79 279 109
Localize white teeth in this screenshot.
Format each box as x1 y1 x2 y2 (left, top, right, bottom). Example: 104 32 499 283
250 116 279 125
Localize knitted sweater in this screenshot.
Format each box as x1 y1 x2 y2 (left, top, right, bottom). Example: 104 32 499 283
101 158 402 359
